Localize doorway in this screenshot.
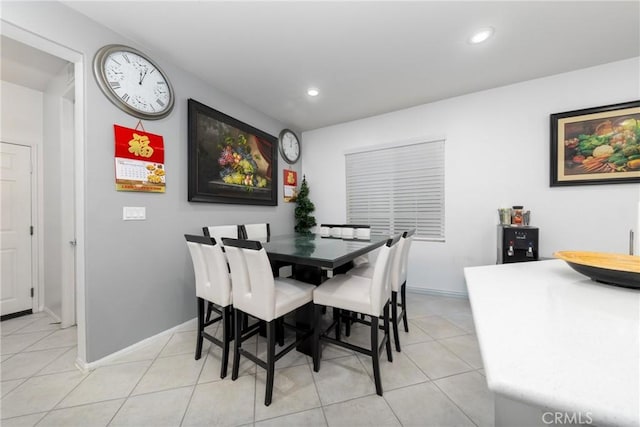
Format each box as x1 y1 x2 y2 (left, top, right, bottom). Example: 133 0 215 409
0 21 87 364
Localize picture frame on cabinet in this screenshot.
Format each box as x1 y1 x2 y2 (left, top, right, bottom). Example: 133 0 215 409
187 99 278 205
550 100 640 186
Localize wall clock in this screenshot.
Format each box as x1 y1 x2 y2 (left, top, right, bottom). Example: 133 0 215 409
93 44 175 120
278 129 300 164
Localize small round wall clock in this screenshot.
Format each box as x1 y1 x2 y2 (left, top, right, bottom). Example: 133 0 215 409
93 44 175 120
278 129 300 164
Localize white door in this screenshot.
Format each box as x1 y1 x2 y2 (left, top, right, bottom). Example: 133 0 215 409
1 142 33 316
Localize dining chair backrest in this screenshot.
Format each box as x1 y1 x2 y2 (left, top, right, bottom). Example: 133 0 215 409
241 223 270 242
369 234 401 315
341 226 355 239
222 238 278 322
320 224 342 237
202 225 242 247
185 235 232 307
319 225 331 237
390 229 415 292
354 225 371 240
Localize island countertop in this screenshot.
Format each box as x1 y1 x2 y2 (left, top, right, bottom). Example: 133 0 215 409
464 259 639 427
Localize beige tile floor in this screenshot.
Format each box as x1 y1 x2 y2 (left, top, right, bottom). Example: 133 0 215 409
0 293 494 426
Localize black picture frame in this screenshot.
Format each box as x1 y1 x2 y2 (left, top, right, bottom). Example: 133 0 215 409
188 99 278 205
550 100 640 187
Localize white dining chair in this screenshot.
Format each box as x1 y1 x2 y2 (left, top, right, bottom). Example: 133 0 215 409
222 237 315 406
348 229 414 352
354 225 371 240
341 226 355 239
330 225 343 238
319 224 331 237
312 235 400 396
185 234 233 378
241 223 270 242
201 225 242 322
202 224 242 246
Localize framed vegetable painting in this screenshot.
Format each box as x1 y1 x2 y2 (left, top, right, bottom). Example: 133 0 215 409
550 100 640 186
188 99 277 205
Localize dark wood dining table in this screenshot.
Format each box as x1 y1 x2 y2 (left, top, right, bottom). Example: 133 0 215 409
262 233 389 354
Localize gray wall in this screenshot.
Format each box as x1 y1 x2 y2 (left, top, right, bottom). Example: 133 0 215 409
2 1 301 362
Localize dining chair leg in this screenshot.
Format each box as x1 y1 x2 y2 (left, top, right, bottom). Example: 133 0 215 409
220 305 232 378
313 304 322 372
333 308 341 341
383 301 393 362
205 301 213 323
370 314 383 396
265 320 276 406
277 318 285 347
242 313 249 330
401 282 409 332
232 308 242 381
345 311 351 337
391 291 401 352
195 297 205 360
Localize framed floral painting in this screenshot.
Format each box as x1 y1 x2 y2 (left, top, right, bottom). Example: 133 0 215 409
188 99 277 205
550 100 640 186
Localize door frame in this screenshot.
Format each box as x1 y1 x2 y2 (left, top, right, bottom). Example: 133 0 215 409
1 20 87 364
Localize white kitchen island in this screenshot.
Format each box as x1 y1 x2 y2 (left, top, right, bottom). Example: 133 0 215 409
464 259 639 427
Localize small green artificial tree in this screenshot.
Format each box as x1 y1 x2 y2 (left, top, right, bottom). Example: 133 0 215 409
294 175 317 234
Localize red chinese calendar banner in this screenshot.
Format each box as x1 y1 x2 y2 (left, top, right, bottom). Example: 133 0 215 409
283 169 298 202
114 124 166 193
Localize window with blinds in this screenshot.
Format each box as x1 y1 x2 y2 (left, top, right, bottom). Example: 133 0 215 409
345 139 445 241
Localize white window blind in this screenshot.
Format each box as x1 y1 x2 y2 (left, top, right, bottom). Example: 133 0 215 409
345 139 445 241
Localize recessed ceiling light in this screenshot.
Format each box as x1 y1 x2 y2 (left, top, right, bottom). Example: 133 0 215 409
469 27 494 44
307 88 319 97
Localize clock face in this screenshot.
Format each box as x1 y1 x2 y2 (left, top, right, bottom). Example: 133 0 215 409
279 129 300 164
94 45 175 120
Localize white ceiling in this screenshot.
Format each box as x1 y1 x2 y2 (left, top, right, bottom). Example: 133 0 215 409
13 2 640 131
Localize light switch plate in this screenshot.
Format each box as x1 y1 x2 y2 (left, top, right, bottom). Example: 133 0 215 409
123 206 146 220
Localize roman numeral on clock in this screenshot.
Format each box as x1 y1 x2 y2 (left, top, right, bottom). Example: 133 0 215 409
109 81 121 89
121 93 130 102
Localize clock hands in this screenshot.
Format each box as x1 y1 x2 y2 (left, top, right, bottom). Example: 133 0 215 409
139 68 148 85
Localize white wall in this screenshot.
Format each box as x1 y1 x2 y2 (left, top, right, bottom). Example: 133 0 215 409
1 81 43 145
303 58 640 295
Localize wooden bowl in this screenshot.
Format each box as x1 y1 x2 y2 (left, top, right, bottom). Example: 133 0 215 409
553 251 640 289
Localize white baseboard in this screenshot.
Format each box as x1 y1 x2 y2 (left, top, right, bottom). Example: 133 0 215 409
75 317 197 372
406 286 468 299
42 307 62 323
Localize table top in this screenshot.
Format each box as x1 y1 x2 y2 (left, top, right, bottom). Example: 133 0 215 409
263 233 388 269
464 259 640 427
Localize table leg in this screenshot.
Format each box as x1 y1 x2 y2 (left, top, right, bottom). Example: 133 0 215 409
295 301 315 355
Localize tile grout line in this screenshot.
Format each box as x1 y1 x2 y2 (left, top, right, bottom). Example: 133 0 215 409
104 325 179 426
179 322 218 426
31 345 78 378
430 375 481 427
305 351 331 426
